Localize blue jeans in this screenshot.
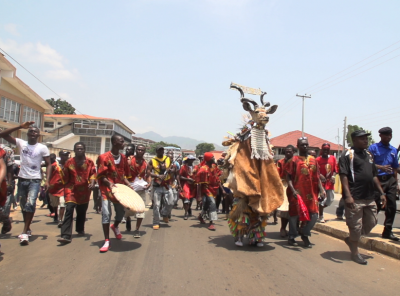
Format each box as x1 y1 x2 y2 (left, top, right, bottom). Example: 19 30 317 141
152 186 174 225
288 213 318 239
102 198 125 224
18 179 41 213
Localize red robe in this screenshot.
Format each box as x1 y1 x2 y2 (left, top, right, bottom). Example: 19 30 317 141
285 155 320 216
276 158 287 180
63 158 97 204
316 155 337 190
0 149 7 207
196 163 221 198
179 164 196 199
128 156 147 182
48 161 65 197
97 152 131 203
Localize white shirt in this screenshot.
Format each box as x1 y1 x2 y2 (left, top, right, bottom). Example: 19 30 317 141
16 138 50 179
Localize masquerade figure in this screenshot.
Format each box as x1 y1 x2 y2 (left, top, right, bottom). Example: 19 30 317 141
223 84 284 247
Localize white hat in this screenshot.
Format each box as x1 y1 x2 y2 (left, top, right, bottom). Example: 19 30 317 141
186 155 196 160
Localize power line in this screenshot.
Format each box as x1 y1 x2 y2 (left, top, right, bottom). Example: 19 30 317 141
307 46 400 94
312 53 400 95
0 46 91 121
298 39 400 93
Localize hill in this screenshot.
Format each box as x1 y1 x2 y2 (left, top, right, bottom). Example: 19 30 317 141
135 131 224 151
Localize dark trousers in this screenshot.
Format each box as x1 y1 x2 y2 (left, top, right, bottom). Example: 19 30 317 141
375 175 397 234
61 202 88 239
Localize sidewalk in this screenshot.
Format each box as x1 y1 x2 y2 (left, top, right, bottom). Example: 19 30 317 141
314 212 400 260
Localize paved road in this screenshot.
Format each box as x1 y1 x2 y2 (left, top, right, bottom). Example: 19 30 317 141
1 202 399 296
324 193 400 228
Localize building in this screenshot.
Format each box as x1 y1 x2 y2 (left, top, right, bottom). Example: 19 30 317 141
163 146 182 160
131 136 155 149
270 130 343 160
43 114 134 155
181 149 196 157
0 54 53 145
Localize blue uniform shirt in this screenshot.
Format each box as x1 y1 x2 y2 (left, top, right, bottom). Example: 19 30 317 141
368 142 399 176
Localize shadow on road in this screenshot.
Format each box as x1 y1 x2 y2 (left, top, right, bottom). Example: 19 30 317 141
208 235 276 252
320 251 373 263
90 239 141 252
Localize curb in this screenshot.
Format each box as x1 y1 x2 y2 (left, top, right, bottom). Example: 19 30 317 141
314 222 400 260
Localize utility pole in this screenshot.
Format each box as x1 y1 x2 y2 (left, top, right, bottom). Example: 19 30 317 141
342 116 347 151
296 93 311 137
335 128 340 157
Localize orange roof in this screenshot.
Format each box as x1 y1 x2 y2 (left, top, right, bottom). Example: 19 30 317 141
209 150 225 160
270 130 343 151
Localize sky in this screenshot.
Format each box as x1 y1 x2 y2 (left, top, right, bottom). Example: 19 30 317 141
1 0 399 148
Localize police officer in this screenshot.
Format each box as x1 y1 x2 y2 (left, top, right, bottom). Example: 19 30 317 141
369 127 399 241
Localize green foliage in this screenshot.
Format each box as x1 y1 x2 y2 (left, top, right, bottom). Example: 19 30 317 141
46 98 76 114
346 124 375 147
195 143 215 156
148 141 180 154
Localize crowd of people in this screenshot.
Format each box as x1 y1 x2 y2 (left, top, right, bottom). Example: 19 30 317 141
0 121 398 264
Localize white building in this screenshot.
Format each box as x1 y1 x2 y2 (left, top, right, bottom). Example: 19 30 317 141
43 114 134 155
0 54 53 145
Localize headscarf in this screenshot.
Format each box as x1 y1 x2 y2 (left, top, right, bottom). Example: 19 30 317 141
200 152 214 166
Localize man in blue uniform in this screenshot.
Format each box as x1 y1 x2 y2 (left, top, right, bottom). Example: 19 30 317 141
369 127 399 241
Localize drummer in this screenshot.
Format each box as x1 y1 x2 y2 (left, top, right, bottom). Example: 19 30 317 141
126 144 151 238
97 135 132 253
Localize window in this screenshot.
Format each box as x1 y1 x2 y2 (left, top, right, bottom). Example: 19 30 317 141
0 97 21 123
104 138 111 153
22 106 42 128
44 122 54 128
80 136 101 154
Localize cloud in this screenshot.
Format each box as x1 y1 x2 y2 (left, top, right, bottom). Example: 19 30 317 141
4 23 19 36
0 38 79 80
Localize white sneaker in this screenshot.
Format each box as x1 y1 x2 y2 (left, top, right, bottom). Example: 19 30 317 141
121 217 126 224
257 242 264 247
235 241 243 247
317 217 325 223
19 234 29 245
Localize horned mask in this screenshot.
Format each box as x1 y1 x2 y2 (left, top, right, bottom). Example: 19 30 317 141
231 85 278 126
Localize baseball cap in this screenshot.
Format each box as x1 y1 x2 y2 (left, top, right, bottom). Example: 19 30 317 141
351 130 371 138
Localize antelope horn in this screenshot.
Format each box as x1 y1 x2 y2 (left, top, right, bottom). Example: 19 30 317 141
260 91 270 107
230 84 245 100
241 98 259 107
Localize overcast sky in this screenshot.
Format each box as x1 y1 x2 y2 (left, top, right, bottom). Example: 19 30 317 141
1 1 399 148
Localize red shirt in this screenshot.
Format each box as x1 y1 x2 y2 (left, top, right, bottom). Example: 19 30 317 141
128 156 147 181
0 149 7 207
179 164 196 199
97 152 131 203
63 158 97 204
286 155 320 216
196 163 221 197
316 155 337 190
276 158 287 179
48 162 65 197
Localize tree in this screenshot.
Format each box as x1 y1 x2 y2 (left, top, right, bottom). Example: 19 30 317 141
148 141 180 155
346 124 375 147
195 143 215 156
46 98 76 114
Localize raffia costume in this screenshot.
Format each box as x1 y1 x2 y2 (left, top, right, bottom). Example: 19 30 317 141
223 85 284 245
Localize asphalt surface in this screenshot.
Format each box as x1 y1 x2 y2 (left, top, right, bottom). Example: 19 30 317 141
1 201 400 296
324 193 400 228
